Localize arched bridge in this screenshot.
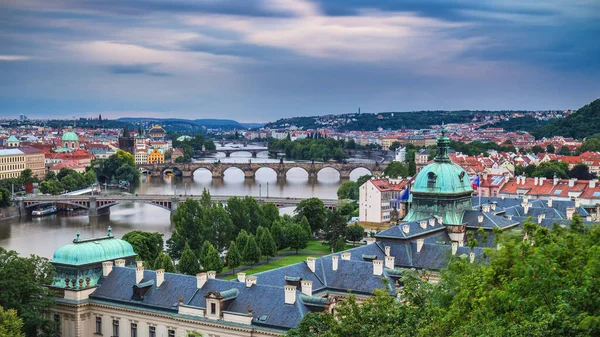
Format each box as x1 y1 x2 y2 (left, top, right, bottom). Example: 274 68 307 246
140 161 386 180
200 148 269 158
19 194 339 218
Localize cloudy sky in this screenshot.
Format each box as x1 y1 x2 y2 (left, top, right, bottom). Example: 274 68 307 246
1 0 599 122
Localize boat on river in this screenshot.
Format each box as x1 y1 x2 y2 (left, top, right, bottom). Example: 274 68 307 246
32 205 57 217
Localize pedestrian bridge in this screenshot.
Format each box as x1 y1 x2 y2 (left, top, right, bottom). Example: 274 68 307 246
18 194 339 218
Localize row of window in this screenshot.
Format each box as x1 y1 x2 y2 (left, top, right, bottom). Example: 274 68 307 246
0 172 20 179
0 164 25 171
0 156 24 163
95 317 175 337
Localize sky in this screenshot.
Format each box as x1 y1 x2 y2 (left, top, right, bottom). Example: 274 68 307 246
0 0 599 122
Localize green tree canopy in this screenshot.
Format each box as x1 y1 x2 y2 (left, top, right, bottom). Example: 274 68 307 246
337 180 357 200
0 306 24 337
383 161 408 178
345 223 364 246
226 241 242 274
243 235 261 267
0 248 56 337
178 243 200 276
122 231 164 267
295 198 326 233
285 224 309 254
154 252 176 273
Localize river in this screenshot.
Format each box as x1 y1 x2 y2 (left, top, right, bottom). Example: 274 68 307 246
0 153 371 258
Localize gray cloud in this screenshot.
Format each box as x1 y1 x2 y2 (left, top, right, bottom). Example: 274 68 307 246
106 63 171 77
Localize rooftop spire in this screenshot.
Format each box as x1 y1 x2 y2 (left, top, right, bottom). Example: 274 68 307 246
435 123 451 163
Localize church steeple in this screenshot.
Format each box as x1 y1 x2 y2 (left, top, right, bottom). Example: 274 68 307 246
434 123 451 163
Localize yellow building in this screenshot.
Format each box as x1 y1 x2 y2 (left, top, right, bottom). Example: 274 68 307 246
147 147 164 164
20 146 46 180
0 149 26 179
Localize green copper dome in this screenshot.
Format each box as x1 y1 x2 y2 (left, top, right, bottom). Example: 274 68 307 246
62 128 79 142
411 126 472 195
403 125 473 225
52 228 136 266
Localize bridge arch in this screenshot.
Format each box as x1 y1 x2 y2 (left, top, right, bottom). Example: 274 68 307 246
24 201 90 210
316 166 341 180
255 166 278 177
190 166 214 177
161 166 183 176
285 166 310 178
349 167 373 178
222 166 246 177
96 199 173 212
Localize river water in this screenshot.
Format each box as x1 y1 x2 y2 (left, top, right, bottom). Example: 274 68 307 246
0 152 371 258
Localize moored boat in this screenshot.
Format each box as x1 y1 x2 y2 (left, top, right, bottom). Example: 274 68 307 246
32 205 57 217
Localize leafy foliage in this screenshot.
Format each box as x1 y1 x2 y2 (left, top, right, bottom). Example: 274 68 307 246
0 306 24 337
345 223 364 246
178 243 200 275
285 224 309 254
0 248 56 337
383 161 408 178
288 219 600 337
154 252 176 273
243 235 261 267
226 241 242 274
533 98 600 139
295 198 327 233
268 138 348 162
92 150 139 184
122 231 164 267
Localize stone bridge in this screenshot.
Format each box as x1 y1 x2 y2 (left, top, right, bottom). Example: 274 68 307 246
201 148 269 158
140 161 386 180
19 194 339 218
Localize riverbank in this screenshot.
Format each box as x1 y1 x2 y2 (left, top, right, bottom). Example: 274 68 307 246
0 206 20 221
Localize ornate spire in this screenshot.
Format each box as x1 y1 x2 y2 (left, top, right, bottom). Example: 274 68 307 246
74 230 81 243
107 226 113 237
435 123 451 162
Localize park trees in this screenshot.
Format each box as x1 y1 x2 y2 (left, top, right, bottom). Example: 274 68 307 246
286 224 309 254
258 227 277 262
226 241 241 274
383 161 408 178
337 180 357 200
295 197 326 233
345 223 364 246
243 235 261 267
92 150 139 184
323 209 347 248
0 248 56 337
122 231 164 267
178 243 200 275
154 252 176 273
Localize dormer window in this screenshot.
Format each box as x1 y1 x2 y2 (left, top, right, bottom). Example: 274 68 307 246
427 172 437 188
210 302 216 315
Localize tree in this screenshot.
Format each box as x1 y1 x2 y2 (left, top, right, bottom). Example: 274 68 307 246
178 243 200 275
243 235 261 267
39 179 62 195
0 306 24 337
333 237 346 252
532 160 569 178
295 198 326 233
345 223 364 246
203 205 234 252
408 159 416 176
270 220 287 250
557 146 572 155
568 163 596 180
531 145 544 154
0 188 10 207
236 230 250 254
122 231 164 267
389 141 402 151
0 248 56 337
202 242 224 273
167 199 204 260
337 180 357 200
261 202 280 228
226 241 242 275
258 228 277 262
286 224 309 254
546 144 555 153
383 161 408 178
154 253 176 273
323 210 347 248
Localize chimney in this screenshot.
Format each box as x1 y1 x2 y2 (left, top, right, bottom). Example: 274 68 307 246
402 224 410 234
246 275 257 288
575 199 581 208
507 215 513 220
590 179 598 188
566 207 575 220
156 269 165 288
482 205 490 213
569 178 576 187
435 215 443 224
491 202 497 211
451 242 458 256
384 256 395 269
540 177 546 185
524 203 531 215
416 238 424 253
284 285 296 304
115 259 126 267
469 252 475 264
483 171 488 181
237 272 246 283
301 280 312 296
419 220 427 229
428 218 435 227
547 198 553 207
102 261 113 277
196 273 207 289
341 252 351 261
331 255 339 271
478 215 484 223
306 257 316 273
534 177 539 186
537 214 546 224
207 271 216 279
373 260 383 276
135 261 144 284
384 246 391 256
553 176 559 186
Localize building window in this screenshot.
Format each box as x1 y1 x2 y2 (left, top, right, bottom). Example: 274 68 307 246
168 330 176 337
130 323 137 337
210 302 216 315
54 314 61 337
95 317 102 334
149 326 156 337
113 320 119 337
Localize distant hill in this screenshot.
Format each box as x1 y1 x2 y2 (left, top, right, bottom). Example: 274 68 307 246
118 118 263 129
532 98 600 139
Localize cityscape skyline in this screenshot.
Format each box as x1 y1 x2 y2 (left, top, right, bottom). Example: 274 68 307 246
1 0 599 121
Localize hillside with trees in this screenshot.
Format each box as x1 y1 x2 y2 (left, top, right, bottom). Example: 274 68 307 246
533 98 600 139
